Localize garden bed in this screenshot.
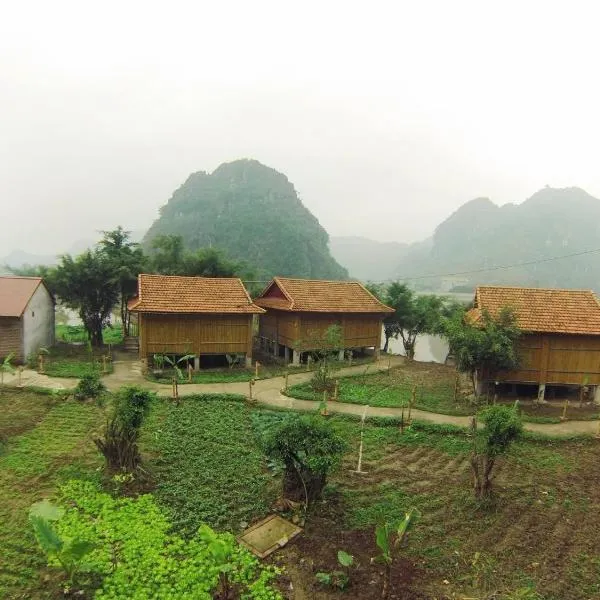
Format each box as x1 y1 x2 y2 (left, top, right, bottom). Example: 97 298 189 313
38 344 113 378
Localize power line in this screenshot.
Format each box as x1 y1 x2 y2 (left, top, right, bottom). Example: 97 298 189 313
394 246 600 282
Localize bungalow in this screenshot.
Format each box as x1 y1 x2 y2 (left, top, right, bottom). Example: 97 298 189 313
470 285 600 400
254 277 394 365
0 276 55 362
128 274 264 368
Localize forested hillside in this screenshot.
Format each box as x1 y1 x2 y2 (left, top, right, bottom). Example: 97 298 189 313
143 160 347 280
396 187 600 290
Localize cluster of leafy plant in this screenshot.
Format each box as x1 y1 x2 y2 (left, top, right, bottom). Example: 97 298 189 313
150 396 272 534
73 373 106 401
29 480 281 599
94 386 154 472
316 550 354 590
261 414 346 506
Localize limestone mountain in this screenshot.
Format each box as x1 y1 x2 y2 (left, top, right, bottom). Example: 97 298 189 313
397 187 600 291
143 160 348 280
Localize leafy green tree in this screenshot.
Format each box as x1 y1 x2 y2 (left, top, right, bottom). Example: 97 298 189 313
149 234 186 274
0 352 15 384
98 227 146 336
52 250 119 346
471 405 522 499
442 306 520 396
374 282 451 358
262 415 346 506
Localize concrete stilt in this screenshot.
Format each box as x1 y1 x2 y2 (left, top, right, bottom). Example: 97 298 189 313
284 346 290 363
537 383 546 403
338 349 345 362
194 357 200 371
292 350 301 367
245 355 252 368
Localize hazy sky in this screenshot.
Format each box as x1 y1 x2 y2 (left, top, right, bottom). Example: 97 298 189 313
1 0 599 256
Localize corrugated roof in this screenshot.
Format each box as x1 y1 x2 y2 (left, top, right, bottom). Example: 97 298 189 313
255 277 394 313
470 285 600 335
128 274 265 314
0 276 45 317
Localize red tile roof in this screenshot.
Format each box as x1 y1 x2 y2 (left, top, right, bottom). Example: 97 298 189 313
255 277 394 313
470 286 600 335
0 276 47 317
129 274 265 314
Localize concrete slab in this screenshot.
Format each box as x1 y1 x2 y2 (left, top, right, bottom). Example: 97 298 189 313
237 514 302 558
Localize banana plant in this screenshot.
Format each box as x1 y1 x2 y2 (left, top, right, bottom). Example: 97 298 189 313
29 499 95 585
164 354 196 380
375 508 419 599
0 352 15 385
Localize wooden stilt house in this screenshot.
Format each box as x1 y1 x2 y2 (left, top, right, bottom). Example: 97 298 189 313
128 274 264 368
469 286 600 399
254 277 394 365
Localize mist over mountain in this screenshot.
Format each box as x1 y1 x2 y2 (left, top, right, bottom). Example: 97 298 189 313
397 187 600 290
143 159 348 280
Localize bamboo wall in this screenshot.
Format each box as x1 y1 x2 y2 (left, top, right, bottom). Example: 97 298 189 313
489 334 600 385
139 313 253 359
258 310 382 350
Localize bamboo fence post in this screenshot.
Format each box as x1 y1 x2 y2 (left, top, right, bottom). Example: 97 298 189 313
320 390 328 416
255 361 260 379
334 379 339 401
17 366 23 387
400 407 405 433
249 379 255 402
172 377 179 404
284 372 289 393
388 356 391 375
453 373 460 403
102 356 108 374
188 363 192 382
561 399 569 421
38 354 44 374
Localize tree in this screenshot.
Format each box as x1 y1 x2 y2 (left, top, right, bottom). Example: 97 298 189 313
149 234 185 275
262 415 346 506
52 250 119 346
443 306 520 396
149 234 249 278
98 227 146 336
470 405 522 499
375 282 450 358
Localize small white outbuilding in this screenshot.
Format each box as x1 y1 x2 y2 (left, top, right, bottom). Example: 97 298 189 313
0 276 55 362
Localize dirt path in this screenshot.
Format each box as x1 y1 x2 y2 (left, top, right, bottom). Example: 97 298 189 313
4 354 599 437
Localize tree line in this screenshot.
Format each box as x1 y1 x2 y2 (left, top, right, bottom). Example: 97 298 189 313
11 228 253 346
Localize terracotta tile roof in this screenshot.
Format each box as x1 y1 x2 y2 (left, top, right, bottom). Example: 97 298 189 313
129 274 265 314
470 286 600 335
255 277 394 313
0 276 46 317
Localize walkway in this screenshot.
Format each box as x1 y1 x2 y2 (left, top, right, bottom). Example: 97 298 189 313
4 354 599 437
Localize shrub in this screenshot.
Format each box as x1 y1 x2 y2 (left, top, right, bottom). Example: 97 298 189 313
94 386 155 473
471 404 523 499
73 373 105 401
262 415 346 505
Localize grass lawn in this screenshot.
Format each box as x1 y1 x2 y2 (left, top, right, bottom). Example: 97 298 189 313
55 323 124 345
40 344 113 378
286 361 600 424
3 386 600 599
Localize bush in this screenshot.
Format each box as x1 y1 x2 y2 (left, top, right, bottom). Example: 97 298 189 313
94 386 155 473
73 373 105 401
262 415 346 505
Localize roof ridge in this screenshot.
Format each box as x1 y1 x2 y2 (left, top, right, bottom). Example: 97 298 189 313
477 284 594 293
0 275 43 281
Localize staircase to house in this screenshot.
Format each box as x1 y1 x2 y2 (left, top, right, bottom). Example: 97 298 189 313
123 336 139 353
